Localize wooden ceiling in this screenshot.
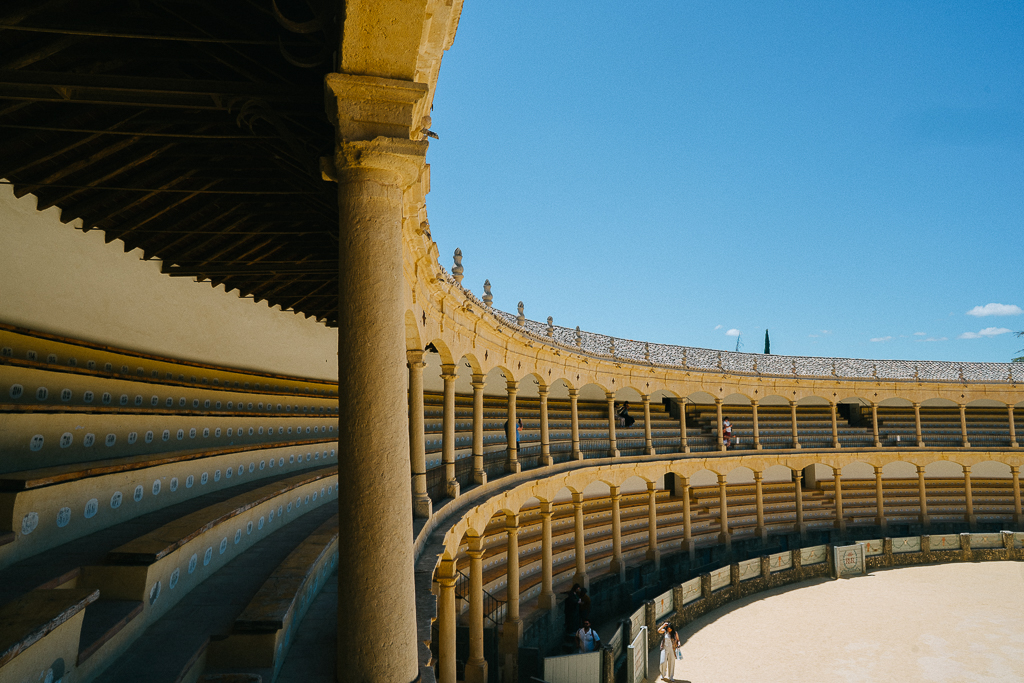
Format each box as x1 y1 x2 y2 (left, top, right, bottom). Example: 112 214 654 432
0 0 341 325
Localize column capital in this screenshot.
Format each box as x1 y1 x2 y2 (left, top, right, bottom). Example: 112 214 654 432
467 535 486 556
568 387 579 398
1013 465 1020 474
751 398 759 406
471 379 486 390
325 72 428 142
912 401 921 408
753 470 763 481
435 557 458 588
793 470 803 482
874 466 884 475
440 365 458 381
605 391 616 401
647 481 657 492
609 484 621 499
641 394 650 402
333 136 427 188
506 379 518 393
537 385 549 397
833 468 842 478
406 348 425 365
717 474 727 485
917 465 927 474
571 492 585 506
539 501 554 515
715 397 723 405
962 464 971 474
789 399 798 407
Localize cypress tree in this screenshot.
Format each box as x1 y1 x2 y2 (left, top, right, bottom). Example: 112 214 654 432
764 329 771 354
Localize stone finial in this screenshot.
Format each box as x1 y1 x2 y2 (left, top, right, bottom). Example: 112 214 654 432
452 248 464 284
608 337 616 356
516 301 526 326
644 341 650 362
482 280 493 308
575 326 582 347
546 316 554 337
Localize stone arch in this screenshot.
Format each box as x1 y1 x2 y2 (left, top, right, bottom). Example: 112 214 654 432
881 460 917 478
757 393 791 406
548 377 573 400
839 460 875 479
879 396 913 407
796 395 830 405
725 465 754 484
481 365 514 397
921 397 958 407
762 464 793 483
688 468 718 488
578 382 610 402
404 309 422 352
970 460 1012 478
517 372 545 399
613 386 643 402
424 337 456 366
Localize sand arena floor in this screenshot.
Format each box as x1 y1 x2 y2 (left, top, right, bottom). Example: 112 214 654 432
653 561 1024 683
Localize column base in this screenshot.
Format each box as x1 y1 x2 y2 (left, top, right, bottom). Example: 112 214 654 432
501 618 523 653
754 442 763 450
644 447 655 456
572 448 583 461
796 523 808 538
609 556 626 581
792 442 802 449
682 444 691 454
966 514 978 530
1011 441 1019 448
873 441 881 448
472 469 487 486
963 441 972 448
572 571 590 590
507 459 521 474
875 517 888 529
541 455 553 466
538 591 556 610
917 441 926 447
609 449 620 458
834 520 847 533
754 526 767 543
465 658 488 683
413 494 432 519
446 480 460 499
718 532 731 549
832 441 841 449
646 549 661 569
681 539 695 561
918 516 930 528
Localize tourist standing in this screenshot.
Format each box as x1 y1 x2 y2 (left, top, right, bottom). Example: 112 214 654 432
658 622 681 679
722 415 732 449
576 620 601 653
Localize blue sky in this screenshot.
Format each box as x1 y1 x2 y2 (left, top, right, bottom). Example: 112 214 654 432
425 2 1023 363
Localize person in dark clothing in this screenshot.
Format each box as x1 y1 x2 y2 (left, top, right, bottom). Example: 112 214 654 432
563 584 581 632
617 402 636 428
577 585 591 623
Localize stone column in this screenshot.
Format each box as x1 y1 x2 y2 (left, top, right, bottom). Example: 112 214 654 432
751 399 762 450
834 469 846 532
572 493 589 588
329 71 427 683
606 392 619 457
1012 466 1022 528
407 349 431 518
538 502 556 609
471 376 487 485
963 464 976 528
917 465 930 527
502 514 523 657
754 470 766 542
506 380 520 473
913 402 925 447
569 388 582 460
794 470 806 537
790 400 801 449
1009 404 1019 448
874 466 887 529
642 394 654 455
959 404 971 448
829 400 840 448
465 537 488 683
646 481 660 568
680 475 694 559
715 398 726 451
609 485 625 580
441 364 460 499
870 401 880 447
718 474 731 548
678 399 690 453
436 557 458 683
539 385 552 465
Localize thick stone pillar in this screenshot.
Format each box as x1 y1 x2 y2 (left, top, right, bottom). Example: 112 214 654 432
646 481 660 567
794 470 807 537
917 465 930 527
874 466 887 529
329 70 427 682
538 502 556 609
539 385 552 465
717 474 731 548
913 402 925 447
1009 404 1019 448
751 399 762 450
790 400 801 449
506 380 519 473
606 392 619 457
609 485 625 580
870 401 880 447
680 476 694 559
436 557 458 683
441 364 460 499
715 398 726 451
963 464 976 529
754 470 766 542
678 399 690 453
642 394 654 455
1013 466 1022 528
834 469 846 532
959 404 971 447
407 349 431 518
572 493 589 589
471 376 487 485
502 514 522 669
465 537 488 683
569 388 582 460
829 400 840 448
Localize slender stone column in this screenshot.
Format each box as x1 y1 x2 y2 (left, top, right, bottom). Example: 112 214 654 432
642 394 654 455
871 402 880 447
715 398 726 451
569 388 582 460
829 400 840 448
609 485 625 580
834 469 846 532
751 399 762 450
502 514 523 655
606 392 619 457
471 376 487 485
790 400 801 449
539 385 552 465
874 466 887 529
572 493 589 588
436 557 458 683
646 482 660 567
678 399 690 453
1009 404 1019 448
506 380 519 473
407 350 431 518
963 464 976 528
330 109 426 681
680 476 694 559
465 537 488 683
717 474 731 548
913 402 925 447
794 470 806 537
754 470 766 542
960 404 971 447
917 465 930 527
1012 466 1022 528
538 502 556 609
441 364 460 499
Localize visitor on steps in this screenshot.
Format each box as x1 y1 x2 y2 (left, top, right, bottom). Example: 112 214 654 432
658 622 681 680
563 584 581 632
617 402 636 428
722 415 732 449
576 620 600 653
502 417 523 449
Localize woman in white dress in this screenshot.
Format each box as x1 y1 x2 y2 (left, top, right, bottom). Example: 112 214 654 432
657 622 681 680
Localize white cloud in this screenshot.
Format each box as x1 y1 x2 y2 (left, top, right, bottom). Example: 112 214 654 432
870 336 892 342
959 327 1011 339
808 334 818 338
725 328 740 337
713 324 722 330
966 303 1022 317
913 332 926 336
820 330 832 335
915 336 947 342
